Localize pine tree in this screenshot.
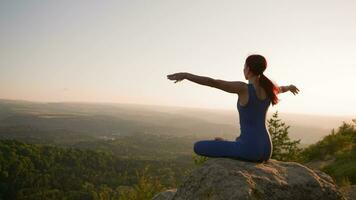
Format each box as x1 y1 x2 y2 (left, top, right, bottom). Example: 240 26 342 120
267 111 302 161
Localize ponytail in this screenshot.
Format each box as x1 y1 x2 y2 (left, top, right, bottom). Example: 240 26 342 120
259 74 279 105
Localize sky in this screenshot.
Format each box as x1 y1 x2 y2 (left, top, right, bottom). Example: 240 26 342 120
0 0 355 116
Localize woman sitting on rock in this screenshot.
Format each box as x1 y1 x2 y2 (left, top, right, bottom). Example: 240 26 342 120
167 54 299 162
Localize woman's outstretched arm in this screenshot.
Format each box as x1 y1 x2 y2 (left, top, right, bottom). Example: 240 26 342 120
167 72 245 95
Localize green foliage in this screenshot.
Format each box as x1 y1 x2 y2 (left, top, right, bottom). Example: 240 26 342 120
0 140 192 200
300 122 355 162
267 111 302 162
300 122 356 185
119 166 167 200
192 154 209 167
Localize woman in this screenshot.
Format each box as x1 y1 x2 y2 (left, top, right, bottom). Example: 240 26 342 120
167 54 299 162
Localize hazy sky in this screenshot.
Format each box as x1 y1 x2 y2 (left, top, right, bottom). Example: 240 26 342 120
1 0 355 116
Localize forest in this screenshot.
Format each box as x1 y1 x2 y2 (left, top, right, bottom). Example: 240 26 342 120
0 139 195 200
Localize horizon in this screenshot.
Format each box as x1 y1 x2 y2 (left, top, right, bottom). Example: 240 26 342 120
1 0 355 116
0 97 354 118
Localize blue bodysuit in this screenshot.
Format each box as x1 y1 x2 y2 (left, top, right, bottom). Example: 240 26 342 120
193 83 273 162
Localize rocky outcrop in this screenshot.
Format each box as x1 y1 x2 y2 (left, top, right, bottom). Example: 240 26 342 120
152 158 346 200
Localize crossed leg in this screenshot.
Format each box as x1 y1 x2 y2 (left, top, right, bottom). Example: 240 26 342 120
194 140 242 158
193 139 264 163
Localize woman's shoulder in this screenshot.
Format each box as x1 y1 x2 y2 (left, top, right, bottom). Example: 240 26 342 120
238 82 249 92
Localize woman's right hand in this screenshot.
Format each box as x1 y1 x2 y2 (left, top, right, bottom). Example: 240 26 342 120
288 85 300 95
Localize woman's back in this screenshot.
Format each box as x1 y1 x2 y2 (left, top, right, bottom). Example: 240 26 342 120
236 83 272 161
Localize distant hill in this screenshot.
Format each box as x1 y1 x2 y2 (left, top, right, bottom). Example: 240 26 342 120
0 99 353 145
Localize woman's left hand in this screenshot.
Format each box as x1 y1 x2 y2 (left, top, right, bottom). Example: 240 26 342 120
167 72 188 83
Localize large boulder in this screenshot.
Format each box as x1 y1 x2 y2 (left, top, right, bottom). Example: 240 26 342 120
152 158 346 200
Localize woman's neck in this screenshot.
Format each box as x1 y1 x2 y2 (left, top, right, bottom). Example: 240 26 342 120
248 76 260 85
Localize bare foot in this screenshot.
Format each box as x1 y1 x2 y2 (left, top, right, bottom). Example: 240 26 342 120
214 137 225 141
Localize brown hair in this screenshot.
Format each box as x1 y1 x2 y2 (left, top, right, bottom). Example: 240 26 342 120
245 54 279 105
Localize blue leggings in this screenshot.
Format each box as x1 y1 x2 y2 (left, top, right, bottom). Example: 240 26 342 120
193 139 266 163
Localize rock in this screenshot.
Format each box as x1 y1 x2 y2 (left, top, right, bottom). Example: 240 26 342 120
153 158 346 200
